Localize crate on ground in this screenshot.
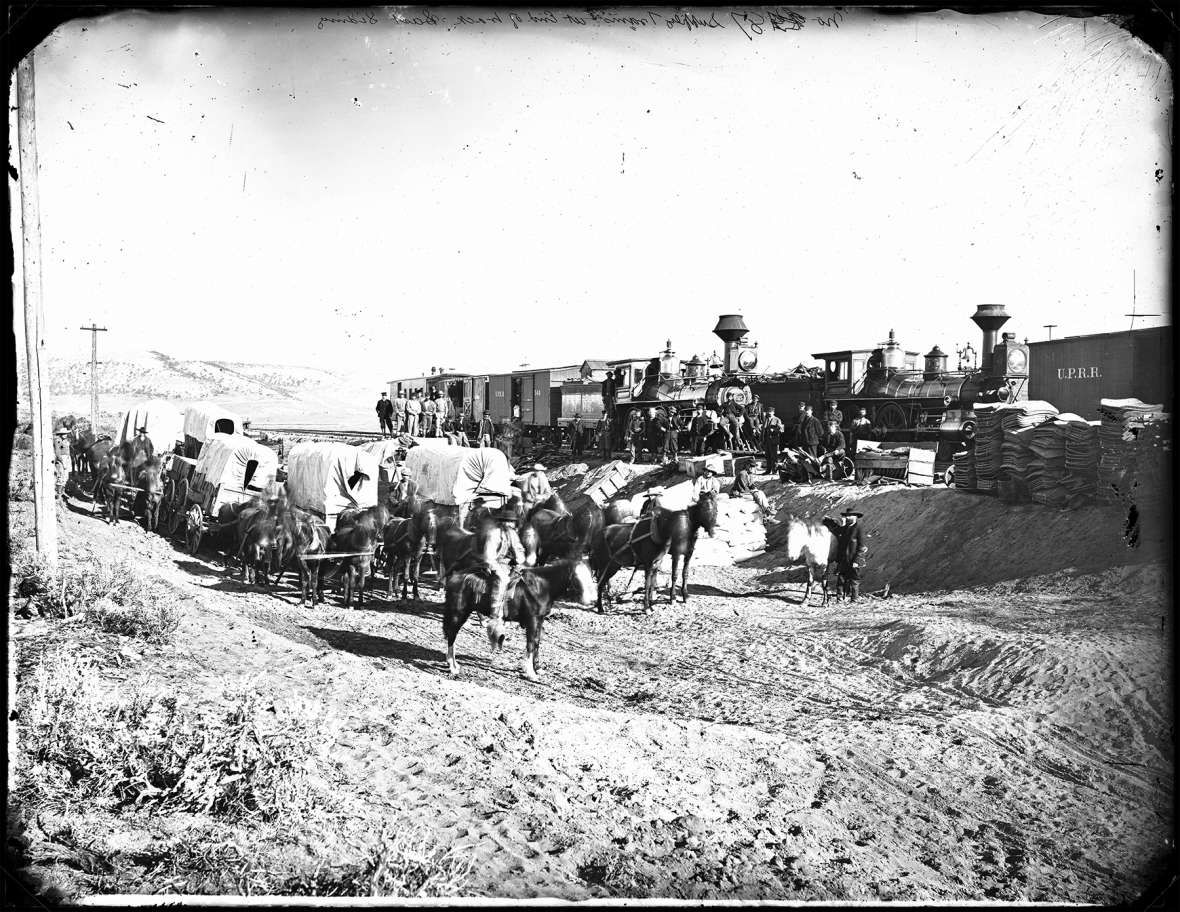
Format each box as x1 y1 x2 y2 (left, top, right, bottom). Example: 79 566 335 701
855 444 936 486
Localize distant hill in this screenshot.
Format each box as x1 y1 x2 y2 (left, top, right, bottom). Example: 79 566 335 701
16 351 381 431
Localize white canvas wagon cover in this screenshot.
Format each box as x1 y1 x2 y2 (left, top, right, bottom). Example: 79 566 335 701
359 439 404 481
183 402 244 443
115 399 184 453
401 445 513 507
192 433 279 494
285 442 378 521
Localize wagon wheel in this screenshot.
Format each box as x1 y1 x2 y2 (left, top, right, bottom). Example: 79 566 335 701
165 478 185 536
187 503 204 555
943 466 955 487
836 455 856 481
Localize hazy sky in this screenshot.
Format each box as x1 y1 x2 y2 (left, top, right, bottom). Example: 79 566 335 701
10 6 1171 388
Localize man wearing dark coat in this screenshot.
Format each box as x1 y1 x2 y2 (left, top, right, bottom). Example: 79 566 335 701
818 420 847 481
794 405 824 482
837 509 868 601
762 405 785 475
601 372 616 418
376 392 395 437
648 409 670 463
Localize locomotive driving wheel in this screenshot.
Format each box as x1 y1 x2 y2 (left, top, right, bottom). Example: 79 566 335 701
875 402 908 435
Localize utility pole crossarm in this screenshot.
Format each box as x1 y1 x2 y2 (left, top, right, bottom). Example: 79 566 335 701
79 324 108 432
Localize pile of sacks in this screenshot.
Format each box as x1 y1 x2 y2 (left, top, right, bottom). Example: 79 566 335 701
986 401 1059 502
1063 419 1101 504
1097 398 1167 502
952 449 976 490
972 403 1002 492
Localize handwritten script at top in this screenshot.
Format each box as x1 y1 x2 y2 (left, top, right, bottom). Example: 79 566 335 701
316 8 845 38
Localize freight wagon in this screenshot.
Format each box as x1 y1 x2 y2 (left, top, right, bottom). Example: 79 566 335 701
1028 326 1171 419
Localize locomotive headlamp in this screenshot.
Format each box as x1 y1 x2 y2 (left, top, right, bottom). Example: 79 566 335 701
1006 348 1027 374
737 349 758 371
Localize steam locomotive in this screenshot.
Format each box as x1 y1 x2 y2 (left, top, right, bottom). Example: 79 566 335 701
605 304 1031 465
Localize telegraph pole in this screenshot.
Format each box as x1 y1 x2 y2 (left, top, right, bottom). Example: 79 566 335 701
17 51 57 567
1125 270 1159 331
79 323 107 430
1043 324 1057 340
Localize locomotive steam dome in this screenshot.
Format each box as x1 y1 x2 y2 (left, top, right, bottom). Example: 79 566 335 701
923 345 948 380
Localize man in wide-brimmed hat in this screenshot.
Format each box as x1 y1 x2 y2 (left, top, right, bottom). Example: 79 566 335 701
53 427 73 501
837 508 867 601
690 466 720 504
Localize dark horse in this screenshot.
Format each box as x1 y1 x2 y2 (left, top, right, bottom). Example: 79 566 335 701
523 495 603 565
382 502 438 601
137 455 164 532
590 491 718 613
443 556 597 681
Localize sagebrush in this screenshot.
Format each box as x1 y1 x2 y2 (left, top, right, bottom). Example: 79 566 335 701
18 653 336 822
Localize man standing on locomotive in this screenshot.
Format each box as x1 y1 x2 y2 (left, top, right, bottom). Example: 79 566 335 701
376 392 395 438
762 405 784 475
392 390 408 433
821 399 844 430
601 370 616 419
850 407 872 455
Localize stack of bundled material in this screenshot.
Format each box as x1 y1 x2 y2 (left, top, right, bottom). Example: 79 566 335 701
991 401 1058 502
998 425 1039 503
1028 413 1088 508
972 404 1002 492
952 449 976 489
1097 398 1167 501
1064 420 1101 505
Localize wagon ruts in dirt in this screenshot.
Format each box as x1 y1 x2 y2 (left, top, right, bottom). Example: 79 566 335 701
179 433 280 556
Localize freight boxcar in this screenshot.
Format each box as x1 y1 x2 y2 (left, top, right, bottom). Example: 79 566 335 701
487 373 513 424
512 365 581 441
1029 326 1171 419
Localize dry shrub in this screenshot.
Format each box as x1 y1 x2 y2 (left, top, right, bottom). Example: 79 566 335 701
9 461 35 498
281 829 473 897
17 654 337 823
9 555 181 644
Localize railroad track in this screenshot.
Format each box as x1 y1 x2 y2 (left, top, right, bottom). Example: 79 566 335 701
249 426 385 441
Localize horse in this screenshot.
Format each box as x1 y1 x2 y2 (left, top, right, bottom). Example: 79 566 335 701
443 557 597 681
522 491 567 525
662 491 718 604
93 448 129 524
272 507 331 607
237 514 278 587
523 496 603 565
321 523 376 609
590 495 704 615
337 503 392 585
70 428 97 476
778 515 844 605
137 455 164 533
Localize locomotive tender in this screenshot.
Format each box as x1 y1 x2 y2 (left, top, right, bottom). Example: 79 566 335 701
388 305 1033 463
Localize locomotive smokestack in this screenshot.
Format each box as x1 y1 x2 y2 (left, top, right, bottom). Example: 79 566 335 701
971 304 1011 373
713 314 750 373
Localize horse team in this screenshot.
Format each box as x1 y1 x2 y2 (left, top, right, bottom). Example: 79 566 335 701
67 442 723 682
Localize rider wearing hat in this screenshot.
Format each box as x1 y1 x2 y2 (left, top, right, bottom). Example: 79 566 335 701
519 463 552 511
690 465 720 504
838 509 868 601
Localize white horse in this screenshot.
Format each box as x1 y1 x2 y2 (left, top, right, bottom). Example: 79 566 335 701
780 515 843 604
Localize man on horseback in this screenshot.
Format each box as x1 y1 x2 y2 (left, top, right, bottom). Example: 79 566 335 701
520 463 552 512
473 503 526 638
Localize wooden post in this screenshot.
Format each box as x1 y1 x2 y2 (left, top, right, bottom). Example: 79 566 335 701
79 323 107 430
17 51 58 568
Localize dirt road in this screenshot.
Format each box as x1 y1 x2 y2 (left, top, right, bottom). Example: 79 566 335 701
9 487 1171 902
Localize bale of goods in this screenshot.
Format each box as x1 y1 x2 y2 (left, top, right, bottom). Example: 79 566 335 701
1063 420 1101 505
1096 398 1167 502
952 449 976 489
285 441 379 530
1027 413 1090 508
972 404 1002 492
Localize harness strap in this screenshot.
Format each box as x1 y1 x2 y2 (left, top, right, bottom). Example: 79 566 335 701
608 520 655 567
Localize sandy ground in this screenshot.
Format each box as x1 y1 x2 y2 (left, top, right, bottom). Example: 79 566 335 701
7 470 1174 902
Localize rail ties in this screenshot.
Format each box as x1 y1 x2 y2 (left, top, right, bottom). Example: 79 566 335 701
249 426 386 441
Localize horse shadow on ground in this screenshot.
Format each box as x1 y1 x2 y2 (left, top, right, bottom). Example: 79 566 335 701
174 559 225 579
685 582 805 603
304 625 444 674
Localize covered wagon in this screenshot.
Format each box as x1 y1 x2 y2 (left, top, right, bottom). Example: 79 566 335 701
359 438 408 504
400 444 514 509
181 433 280 552
182 402 244 458
285 441 379 531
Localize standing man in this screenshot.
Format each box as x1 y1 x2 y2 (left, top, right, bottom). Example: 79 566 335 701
405 391 422 437
821 399 845 430
570 413 585 456
688 404 707 456
762 405 785 475
436 391 452 436
837 509 868 601
626 409 646 463
54 427 72 502
648 408 669 464
795 405 823 484
376 392 395 438
478 410 495 448
422 392 438 438
601 371 616 419
849 407 872 456
723 397 746 450
663 408 680 464
392 389 408 433
597 413 612 459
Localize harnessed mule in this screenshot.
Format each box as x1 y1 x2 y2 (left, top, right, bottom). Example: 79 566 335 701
590 497 675 615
